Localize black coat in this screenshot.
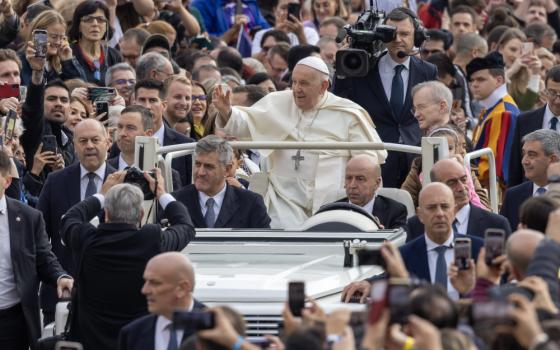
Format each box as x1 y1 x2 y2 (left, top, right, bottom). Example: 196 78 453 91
118 299 206 350
508 106 545 187
60 196 196 350
500 181 533 231
406 204 512 242
5 197 66 345
332 53 438 187
172 184 271 229
37 162 116 313
335 195 407 230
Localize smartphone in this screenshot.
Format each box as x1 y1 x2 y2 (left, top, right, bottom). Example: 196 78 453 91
522 42 534 56
87 87 116 102
0 83 19 99
287 3 301 21
55 341 83 350
470 301 514 327
454 237 471 271
388 280 412 325
42 135 58 154
288 281 305 317
4 109 17 140
95 101 109 122
484 229 505 266
249 337 271 349
356 248 386 269
368 279 388 324
33 29 48 58
19 85 27 103
172 311 215 330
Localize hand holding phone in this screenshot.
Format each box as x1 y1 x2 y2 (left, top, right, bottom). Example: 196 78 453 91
287 3 301 21
33 29 48 58
522 42 534 56
484 229 505 266
454 238 471 271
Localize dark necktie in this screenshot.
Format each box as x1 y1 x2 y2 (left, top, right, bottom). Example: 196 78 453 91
551 117 558 131
434 246 448 290
85 173 97 198
452 219 459 235
204 198 216 228
166 324 178 350
390 65 405 118
535 187 547 196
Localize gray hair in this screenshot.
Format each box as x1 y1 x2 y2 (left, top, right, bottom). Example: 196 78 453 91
105 183 144 225
136 52 171 81
195 135 233 166
523 129 560 157
455 33 488 57
411 80 453 114
105 62 136 86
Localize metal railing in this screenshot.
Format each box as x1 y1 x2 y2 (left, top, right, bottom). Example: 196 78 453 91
464 148 498 213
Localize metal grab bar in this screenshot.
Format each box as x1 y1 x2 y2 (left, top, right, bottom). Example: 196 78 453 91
463 148 498 213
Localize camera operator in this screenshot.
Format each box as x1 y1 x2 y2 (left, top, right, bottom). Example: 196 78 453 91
60 168 195 349
332 7 437 188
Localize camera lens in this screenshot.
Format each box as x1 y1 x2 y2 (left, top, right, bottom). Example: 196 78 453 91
343 53 362 70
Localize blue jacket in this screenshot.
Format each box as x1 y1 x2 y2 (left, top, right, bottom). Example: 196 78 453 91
192 0 269 37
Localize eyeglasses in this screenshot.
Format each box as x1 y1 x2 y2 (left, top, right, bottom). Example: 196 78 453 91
192 94 207 101
113 79 136 85
81 15 108 24
545 89 560 99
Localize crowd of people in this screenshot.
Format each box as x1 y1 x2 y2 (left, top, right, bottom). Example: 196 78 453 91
2 0 560 349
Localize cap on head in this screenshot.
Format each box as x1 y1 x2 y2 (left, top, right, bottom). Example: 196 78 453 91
466 51 505 80
295 56 330 76
142 34 171 55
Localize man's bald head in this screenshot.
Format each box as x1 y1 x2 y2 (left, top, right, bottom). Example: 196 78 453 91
345 155 382 207
148 252 195 288
418 183 456 244
431 159 470 209
506 229 543 280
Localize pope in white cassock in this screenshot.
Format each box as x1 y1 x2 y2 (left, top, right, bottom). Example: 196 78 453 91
213 56 387 228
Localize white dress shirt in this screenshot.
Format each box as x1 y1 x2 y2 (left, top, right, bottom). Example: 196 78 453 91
80 163 106 201
378 52 410 104
425 233 459 300
154 299 194 350
153 123 165 147
118 154 130 171
199 184 227 217
454 204 471 235
350 195 375 214
0 195 20 309
532 183 549 196
542 104 560 132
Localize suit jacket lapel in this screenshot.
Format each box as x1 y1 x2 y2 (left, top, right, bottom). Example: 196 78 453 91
163 125 174 147
372 196 387 224
186 186 205 227
466 205 480 235
366 58 393 121
6 199 23 264
214 185 237 228
69 163 82 206
104 162 117 179
411 238 431 281
398 59 416 121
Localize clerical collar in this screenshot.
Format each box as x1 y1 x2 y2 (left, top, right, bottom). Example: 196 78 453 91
480 84 509 109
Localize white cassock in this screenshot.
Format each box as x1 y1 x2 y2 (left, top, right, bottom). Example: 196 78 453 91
216 90 387 228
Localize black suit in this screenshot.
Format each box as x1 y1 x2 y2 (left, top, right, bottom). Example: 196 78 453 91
508 106 545 187
333 53 438 187
406 204 512 242
109 125 195 186
60 196 196 350
335 195 407 229
37 162 116 321
107 156 183 191
500 181 533 231
1 197 66 347
118 299 206 350
172 184 271 228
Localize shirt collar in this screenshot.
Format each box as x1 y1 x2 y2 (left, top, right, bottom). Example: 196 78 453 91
80 162 106 180
543 104 557 127
118 154 131 171
199 183 228 209
350 194 376 214
479 84 509 109
533 183 549 195
380 51 411 72
455 203 470 226
153 123 165 146
425 231 454 251
0 195 6 215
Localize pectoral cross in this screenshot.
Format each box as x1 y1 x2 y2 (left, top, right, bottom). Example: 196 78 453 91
292 150 305 170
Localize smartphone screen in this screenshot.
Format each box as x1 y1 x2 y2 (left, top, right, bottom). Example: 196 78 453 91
454 238 471 270
288 281 305 317
33 29 48 58
4 110 17 140
522 42 534 56
287 3 301 21
388 282 412 325
368 279 387 324
95 101 109 122
485 229 505 266
356 248 386 268
88 87 116 102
